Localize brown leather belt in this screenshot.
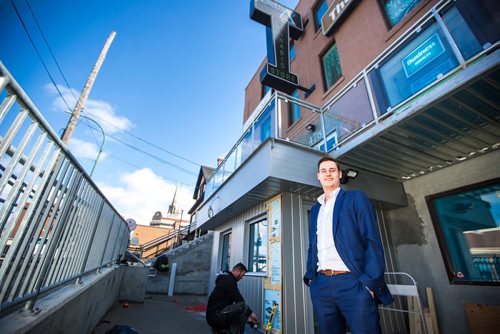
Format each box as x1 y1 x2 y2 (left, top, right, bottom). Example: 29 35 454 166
319 269 349 276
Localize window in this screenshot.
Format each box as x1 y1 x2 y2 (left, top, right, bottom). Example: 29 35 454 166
376 22 459 110
313 0 328 32
427 178 500 285
321 43 342 90
248 219 268 273
220 231 232 272
262 85 272 98
381 0 423 27
288 89 301 126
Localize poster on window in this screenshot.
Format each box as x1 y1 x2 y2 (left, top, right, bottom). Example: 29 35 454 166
263 288 281 332
271 242 281 284
271 198 281 239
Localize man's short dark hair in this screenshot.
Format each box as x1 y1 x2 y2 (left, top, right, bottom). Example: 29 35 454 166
233 263 248 273
317 156 340 171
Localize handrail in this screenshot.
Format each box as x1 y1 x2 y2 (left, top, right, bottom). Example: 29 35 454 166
0 62 130 314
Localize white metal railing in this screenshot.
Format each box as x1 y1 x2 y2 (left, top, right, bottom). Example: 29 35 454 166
201 0 498 206
0 62 130 314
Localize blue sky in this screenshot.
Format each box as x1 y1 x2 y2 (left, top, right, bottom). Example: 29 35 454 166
0 0 298 224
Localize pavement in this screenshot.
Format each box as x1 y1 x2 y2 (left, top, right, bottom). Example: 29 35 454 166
92 294 211 334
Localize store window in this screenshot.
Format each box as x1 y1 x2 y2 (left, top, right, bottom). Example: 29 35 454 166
248 219 268 273
321 43 342 91
289 89 301 126
381 0 423 27
220 231 232 272
427 179 500 285
313 0 328 32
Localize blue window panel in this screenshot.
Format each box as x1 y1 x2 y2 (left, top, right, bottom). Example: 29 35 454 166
314 0 328 31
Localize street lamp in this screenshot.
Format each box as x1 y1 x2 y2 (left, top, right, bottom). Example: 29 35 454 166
64 111 105 177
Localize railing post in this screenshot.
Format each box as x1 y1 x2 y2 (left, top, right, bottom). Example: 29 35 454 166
432 8 466 68
96 213 116 273
319 110 328 153
23 172 84 314
363 70 380 124
275 93 281 139
76 199 105 285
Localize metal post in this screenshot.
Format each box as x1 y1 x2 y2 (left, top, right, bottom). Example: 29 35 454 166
76 199 105 284
363 70 380 124
97 212 116 273
319 110 328 153
432 8 466 68
61 32 116 144
23 173 84 313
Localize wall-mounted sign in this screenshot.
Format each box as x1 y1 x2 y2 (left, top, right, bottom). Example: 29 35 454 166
402 33 446 78
321 0 359 36
250 0 303 94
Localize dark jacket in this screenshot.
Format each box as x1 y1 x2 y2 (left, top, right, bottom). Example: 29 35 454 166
206 271 252 320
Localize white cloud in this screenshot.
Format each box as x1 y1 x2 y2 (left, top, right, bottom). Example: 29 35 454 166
68 137 108 161
45 84 134 134
97 168 195 226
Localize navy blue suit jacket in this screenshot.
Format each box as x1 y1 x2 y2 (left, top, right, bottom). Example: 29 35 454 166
304 189 393 306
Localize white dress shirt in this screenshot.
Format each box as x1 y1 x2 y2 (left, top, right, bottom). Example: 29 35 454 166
316 187 350 271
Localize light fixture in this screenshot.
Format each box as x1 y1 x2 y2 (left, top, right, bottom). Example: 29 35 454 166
341 168 358 184
305 123 316 132
345 169 358 179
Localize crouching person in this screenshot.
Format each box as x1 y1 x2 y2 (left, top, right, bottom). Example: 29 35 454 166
206 263 258 334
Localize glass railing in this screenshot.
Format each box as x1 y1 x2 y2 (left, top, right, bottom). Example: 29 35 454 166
202 0 498 205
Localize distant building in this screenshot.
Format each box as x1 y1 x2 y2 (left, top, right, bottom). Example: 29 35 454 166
150 185 190 230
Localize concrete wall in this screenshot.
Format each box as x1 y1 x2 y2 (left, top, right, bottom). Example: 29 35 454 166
0 267 124 334
386 150 500 334
146 232 214 295
118 266 149 303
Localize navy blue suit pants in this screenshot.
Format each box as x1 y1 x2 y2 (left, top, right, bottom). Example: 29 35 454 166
310 273 381 334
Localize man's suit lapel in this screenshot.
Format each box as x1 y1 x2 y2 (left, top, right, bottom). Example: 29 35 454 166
332 188 345 237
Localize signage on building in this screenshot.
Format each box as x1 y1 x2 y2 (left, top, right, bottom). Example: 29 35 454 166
250 0 303 94
321 0 359 36
402 33 445 78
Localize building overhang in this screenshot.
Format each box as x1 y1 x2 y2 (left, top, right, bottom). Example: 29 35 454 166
197 139 407 230
336 49 500 180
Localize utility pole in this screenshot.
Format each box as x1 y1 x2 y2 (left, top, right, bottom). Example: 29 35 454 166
61 31 116 144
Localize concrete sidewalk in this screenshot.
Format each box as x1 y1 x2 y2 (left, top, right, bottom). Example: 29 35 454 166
93 294 211 334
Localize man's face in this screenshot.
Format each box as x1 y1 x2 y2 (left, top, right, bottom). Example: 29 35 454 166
234 269 246 281
317 160 342 190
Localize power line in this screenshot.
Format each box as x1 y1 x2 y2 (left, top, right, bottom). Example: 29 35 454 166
23 0 101 148
107 134 198 176
12 0 201 176
24 0 78 101
106 153 195 187
78 116 200 176
9 0 74 112
82 111 201 167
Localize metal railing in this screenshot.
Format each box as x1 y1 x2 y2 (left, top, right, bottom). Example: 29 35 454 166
202 0 498 204
0 62 130 314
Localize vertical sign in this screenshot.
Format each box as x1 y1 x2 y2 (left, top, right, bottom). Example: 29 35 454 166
250 0 303 94
264 195 282 333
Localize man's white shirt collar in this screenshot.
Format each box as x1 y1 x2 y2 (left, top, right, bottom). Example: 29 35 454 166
317 187 341 205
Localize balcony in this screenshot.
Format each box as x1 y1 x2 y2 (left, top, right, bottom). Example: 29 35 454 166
196 0 499 230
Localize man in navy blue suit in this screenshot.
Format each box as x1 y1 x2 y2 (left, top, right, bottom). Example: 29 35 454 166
304 156 393 334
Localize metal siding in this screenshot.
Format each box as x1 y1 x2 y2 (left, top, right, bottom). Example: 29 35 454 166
208 203 267 311
238 275 264 324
